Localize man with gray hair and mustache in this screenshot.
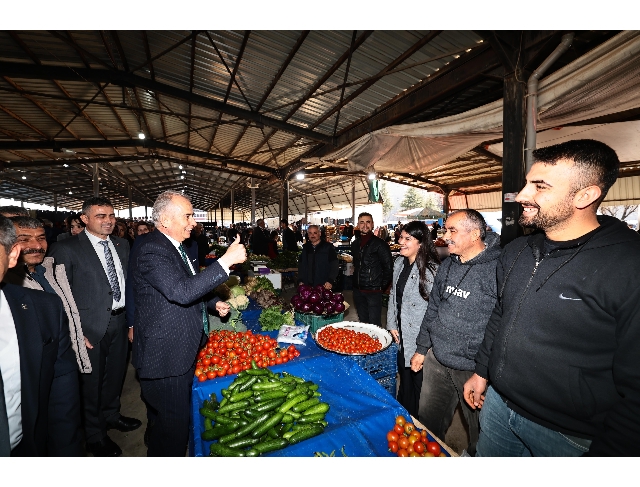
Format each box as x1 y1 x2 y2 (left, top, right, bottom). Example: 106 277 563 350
3 216 91 374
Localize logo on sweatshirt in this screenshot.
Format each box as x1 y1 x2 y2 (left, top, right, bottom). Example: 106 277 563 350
445 285 470 299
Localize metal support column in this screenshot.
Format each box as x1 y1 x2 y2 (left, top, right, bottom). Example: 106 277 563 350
92 163 99 196
351 177 356 223
145 205 148 219
283 180 289 223
128 185 133 219
304 194 308 224
53 193 58 213
250 178 256 225
501 72 527 246
231 189 235 225
220 202 223 228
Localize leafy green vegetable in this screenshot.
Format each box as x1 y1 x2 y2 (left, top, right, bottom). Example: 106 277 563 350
258 306 294 331
229 285 245 297
253 276 276 294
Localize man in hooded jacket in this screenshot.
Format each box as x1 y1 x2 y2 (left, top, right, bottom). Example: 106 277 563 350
464 140 640 456
410 209 501 456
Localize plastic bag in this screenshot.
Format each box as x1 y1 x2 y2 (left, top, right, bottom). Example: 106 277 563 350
277 324 310 346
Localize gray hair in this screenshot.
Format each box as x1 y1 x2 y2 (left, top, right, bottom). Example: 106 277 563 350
307 224 320 231
0 215 17 253
0 205 29 217
10 216 44 230
152 191 190 223
448 209 487 241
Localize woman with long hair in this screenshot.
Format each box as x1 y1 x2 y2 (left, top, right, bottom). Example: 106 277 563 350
56 212 85 241
386 221 440 417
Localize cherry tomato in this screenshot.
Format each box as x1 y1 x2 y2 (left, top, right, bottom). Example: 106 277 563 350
202 357 211 366
409 452 421 457
393 424 404 435
398 437 410 450
194 368 203 377
388 441 398 453
404 423 415 435
275 357 283 365
232 365 241 374
198 350 206 358
198 374 207 382
206 370 216 379
387 431 399 443
216 369 226 377
413 441 425 454
396 415 406 427
426 442 441 456
397 448 409 457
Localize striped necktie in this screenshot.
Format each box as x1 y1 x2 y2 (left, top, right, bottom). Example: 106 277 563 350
99 240 121 302
179 244 209 335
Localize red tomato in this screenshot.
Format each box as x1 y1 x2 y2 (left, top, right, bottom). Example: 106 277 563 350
388 441 398 453
216 369 226 377
206 370 216 379
198 374 207 382
194 368 203 377
387 431 399 442
268 350 276 359
202 357 211 366
211 356 220 364
275 357 283 365
426 442 441 456
232 365 241 374
395 415 406 427
397 448 409 457
198 350 206 358
404 423 415 435
393 424 404 435
282 357 289 363
413 441 425 454
398 437 410 450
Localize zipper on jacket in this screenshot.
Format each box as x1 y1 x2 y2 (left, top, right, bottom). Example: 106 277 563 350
495 257 543 380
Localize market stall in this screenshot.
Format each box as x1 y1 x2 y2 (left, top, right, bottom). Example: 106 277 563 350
189 298 455 457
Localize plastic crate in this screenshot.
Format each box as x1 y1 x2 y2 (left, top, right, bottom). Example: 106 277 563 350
295 311 344 334
375 374 397 396
347 341 398 380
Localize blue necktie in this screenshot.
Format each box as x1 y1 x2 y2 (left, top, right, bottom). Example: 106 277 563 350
99 240 121 302
179 244 209 335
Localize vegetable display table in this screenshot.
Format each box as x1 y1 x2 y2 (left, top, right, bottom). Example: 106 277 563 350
189 299 454 457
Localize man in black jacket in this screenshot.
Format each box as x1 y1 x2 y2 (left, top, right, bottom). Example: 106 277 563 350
464 139 640 456
351 212 393 327
280 220 298 251
297 225 338 289
251 219 269 256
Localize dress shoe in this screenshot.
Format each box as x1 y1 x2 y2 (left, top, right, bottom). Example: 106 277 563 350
86 436 122 457
107 415 142 433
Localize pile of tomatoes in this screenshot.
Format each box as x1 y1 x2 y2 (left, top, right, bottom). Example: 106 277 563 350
387 415 446 457
194 330 300 382
316 327 382 355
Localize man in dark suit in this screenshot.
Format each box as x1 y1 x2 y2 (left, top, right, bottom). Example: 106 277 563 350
0 215 83 456
131 190 247 456
280 220 298 251
251 218 269 255
48 197 140 456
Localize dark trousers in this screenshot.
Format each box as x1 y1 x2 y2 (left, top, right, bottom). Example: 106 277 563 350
140 365 195 457
397 363 423 419
352 289 383 327
81 312 128 443
418 349 479 455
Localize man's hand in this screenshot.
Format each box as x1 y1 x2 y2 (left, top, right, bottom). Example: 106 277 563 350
216 301 231 317
128 327 134 343
218 235 247 268
323 282 332 290
390 329 400 344
410 353 425 372
463 373 488 410
85 337 94 350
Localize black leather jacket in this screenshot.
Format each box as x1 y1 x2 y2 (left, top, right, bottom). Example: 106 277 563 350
351 234 393 290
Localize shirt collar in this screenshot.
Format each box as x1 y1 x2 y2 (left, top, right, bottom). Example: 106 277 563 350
161 231 182 250
84 228 111 246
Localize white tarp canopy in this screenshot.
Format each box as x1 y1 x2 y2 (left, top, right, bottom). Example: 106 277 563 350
302 31 640 174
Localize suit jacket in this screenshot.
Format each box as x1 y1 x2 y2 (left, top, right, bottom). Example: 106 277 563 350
2 283 82 456
48 231 130 345
251 226 269 256
126 234 197 328
131 230 226 379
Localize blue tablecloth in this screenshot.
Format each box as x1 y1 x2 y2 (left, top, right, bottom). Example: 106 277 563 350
191 354 407 457
190 299 447 457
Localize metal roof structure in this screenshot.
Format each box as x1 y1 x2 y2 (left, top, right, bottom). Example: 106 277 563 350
0 30 624 216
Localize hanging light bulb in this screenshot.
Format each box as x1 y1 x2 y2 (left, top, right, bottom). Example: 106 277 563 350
138 131 146 140
295 172 305 180
368 172 376 180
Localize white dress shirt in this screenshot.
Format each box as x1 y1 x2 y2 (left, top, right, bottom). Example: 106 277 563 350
0 290 22 451
162 233 230 276
84 229 126 310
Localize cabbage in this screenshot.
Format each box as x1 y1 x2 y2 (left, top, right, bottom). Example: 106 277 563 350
225 275 240 288
229 285 245 297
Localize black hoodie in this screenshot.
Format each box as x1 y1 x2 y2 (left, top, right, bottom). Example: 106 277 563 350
475 215 640 455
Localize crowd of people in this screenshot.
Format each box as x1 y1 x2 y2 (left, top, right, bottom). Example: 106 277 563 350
1 139 639 457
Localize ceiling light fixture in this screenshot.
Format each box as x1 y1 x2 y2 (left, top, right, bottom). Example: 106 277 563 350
295 172 305 180
22 176 27 179
68 191 72 194
368 172 377 180
63 164 69 167
138 132 146 140
179 165 183 170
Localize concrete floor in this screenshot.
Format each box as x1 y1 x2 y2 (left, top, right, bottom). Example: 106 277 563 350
107 284 469 457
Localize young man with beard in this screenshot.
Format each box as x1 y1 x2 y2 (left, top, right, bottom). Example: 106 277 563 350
351 212 393 327
464 139 640 456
